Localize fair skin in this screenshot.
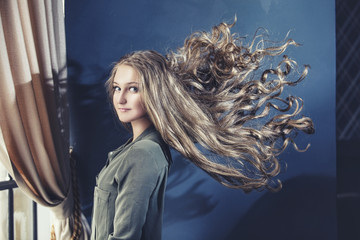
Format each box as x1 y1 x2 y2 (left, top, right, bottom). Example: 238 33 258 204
112 64 152 140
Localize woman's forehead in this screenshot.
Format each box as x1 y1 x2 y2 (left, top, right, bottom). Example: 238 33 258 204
113 64 140 84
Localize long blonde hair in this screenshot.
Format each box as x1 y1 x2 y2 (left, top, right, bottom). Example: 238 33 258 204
106 20 314 191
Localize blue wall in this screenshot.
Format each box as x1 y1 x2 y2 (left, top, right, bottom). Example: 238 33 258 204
65 0 336 239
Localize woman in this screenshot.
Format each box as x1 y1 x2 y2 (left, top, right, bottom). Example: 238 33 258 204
90 62 171 239
91 20 314 239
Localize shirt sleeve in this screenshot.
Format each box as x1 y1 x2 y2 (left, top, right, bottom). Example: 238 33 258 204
108 142 165 240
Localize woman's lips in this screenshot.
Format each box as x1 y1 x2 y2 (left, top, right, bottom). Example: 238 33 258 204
118 108 130 112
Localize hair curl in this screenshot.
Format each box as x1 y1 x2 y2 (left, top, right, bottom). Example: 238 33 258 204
106 20 314 191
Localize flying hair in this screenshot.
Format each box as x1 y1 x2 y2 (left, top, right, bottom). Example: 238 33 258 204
106 19 315 192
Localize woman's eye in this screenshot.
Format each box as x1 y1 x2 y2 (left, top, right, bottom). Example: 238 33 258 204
113 86 121 92
129 86 138 92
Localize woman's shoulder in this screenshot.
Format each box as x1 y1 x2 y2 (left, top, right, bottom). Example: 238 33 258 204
125 139 169 169
132 138 162 151
112 139 169 185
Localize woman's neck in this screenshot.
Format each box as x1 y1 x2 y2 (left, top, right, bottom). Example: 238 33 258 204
131 117 153 141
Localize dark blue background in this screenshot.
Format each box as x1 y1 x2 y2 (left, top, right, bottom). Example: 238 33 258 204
65 0 336 239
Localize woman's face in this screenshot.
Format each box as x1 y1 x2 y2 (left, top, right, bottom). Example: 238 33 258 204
112 64 149 128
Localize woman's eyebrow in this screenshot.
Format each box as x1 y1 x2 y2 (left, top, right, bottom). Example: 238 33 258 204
113 81 139 85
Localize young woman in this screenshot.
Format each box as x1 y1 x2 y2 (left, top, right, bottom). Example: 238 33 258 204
90 20 314 239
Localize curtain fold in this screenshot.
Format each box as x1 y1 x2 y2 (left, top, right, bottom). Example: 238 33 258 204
0 0 90 238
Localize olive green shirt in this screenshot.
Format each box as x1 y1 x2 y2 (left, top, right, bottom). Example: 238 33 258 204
91 126 171 240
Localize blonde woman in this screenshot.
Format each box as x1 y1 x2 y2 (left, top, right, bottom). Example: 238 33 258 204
90 20 314 239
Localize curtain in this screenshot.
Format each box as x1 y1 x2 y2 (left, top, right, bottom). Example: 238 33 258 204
0 0 90 239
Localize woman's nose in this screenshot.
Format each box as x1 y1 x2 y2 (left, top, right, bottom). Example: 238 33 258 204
115 92 126 104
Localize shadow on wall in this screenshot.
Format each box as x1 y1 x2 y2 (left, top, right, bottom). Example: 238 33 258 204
163 150 218 226
337 140 360 240
225 175 336 240
163 152 336 240
67 59 131 220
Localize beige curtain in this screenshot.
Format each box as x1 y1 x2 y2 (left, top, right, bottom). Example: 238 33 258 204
0 0 90 239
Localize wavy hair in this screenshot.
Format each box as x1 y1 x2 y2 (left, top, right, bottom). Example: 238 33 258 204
106 20 314 191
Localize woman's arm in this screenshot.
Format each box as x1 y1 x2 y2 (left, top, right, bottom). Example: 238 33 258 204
108 144 166 239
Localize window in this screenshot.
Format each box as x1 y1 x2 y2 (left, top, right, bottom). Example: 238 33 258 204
0 163 50 240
